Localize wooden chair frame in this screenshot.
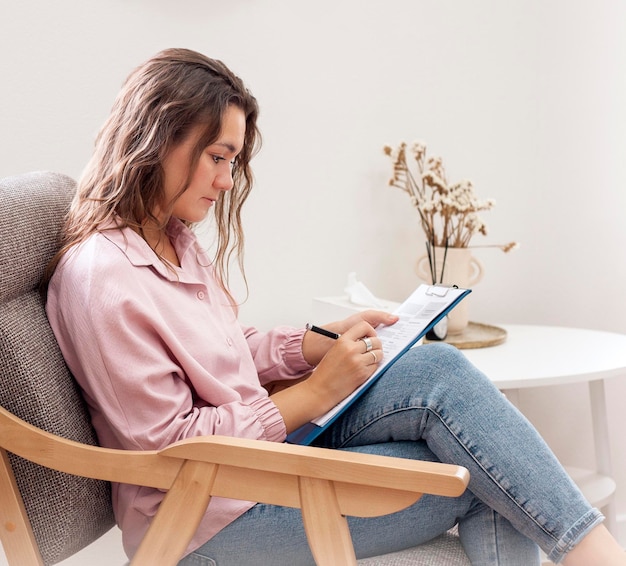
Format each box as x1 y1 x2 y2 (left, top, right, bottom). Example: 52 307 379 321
0 405 469 566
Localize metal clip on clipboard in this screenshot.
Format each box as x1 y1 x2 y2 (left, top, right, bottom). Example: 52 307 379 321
425 284 459 297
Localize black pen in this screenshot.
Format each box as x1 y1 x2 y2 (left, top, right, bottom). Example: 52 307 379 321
305 323 340 340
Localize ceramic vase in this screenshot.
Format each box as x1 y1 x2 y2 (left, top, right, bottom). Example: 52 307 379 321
416 246 484 335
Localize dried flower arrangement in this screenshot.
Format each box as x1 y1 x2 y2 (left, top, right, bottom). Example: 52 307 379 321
383 141 518 254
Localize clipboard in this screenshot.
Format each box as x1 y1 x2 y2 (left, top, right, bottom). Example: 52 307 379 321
286 284 471 445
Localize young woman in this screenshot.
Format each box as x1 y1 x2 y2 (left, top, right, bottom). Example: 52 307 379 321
44 48 625 565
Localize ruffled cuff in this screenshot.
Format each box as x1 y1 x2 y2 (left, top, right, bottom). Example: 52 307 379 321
250 396 287 442
280 326 315 374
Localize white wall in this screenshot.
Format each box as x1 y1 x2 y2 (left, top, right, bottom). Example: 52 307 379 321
2 0 626 546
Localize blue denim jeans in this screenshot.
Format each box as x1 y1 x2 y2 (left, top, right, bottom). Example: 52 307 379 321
179 343 603 565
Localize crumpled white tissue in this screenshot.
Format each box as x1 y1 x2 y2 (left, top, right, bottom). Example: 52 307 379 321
344 272 384 308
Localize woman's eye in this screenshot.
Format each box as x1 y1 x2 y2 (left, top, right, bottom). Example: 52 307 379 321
211 155 236 169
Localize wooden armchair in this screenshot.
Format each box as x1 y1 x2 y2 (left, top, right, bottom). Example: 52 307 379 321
0 171 470 566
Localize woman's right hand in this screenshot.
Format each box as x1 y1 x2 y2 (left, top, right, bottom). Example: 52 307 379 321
270 320 383 433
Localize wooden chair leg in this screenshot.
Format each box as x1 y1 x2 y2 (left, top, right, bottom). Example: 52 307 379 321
299 476 357 566
0 449 44 566
131 460 218 566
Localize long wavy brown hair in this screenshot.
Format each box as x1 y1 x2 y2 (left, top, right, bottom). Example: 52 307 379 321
43 48 260 304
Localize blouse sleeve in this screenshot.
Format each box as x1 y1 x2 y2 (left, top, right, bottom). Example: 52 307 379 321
241 325 315 386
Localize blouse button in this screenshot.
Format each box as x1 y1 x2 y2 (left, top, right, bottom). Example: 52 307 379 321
197 290 205 300
226 337 233 346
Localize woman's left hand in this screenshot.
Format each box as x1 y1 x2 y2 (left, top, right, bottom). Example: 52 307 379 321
302 310 399 366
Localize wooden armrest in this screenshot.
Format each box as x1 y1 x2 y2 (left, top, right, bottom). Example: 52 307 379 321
0 406 181 488
0 406 469 500
161 435 469 497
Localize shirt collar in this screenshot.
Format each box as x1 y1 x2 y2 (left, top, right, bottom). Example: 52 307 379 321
101 218 205 283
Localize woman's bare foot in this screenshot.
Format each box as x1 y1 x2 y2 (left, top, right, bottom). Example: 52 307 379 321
562 525 626 566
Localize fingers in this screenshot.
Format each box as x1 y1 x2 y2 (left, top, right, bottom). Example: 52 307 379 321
341 326 380 353
339 310 399 333
356 337 383 369
359 336 374 353
365 349 382 366
341 320 377 340
358 309 400 328
336 322 382 367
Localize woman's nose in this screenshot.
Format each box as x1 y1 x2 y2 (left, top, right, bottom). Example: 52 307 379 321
214 169 234 192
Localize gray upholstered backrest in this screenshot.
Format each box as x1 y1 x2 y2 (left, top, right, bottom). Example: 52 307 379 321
0 172 115 565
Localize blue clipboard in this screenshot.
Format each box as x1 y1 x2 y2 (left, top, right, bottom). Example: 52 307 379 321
286 284 471 445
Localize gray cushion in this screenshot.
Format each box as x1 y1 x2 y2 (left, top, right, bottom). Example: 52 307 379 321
358 530 469 565
0 171 115 565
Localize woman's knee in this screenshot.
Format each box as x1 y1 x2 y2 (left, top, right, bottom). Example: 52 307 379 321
398 343 471 380
396 343 494 395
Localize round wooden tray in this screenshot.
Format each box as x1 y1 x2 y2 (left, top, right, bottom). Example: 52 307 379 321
424 321 507 349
